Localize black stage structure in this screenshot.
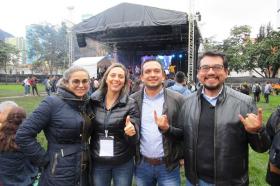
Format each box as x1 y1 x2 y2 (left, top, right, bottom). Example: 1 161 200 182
73 3 201 78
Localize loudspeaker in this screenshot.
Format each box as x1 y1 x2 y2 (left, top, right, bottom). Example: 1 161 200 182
76 34 87 48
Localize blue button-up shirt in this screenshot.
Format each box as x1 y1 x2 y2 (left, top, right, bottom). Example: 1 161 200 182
140 88 164 158
201 86 223 106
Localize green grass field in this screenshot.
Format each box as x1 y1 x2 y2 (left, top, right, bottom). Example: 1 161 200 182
1 84 279 185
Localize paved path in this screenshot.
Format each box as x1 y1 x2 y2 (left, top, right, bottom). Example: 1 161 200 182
0 93 47 100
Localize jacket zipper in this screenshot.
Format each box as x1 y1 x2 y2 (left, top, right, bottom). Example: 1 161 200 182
194 98 201 184
214 106 217 184
51 152 59 175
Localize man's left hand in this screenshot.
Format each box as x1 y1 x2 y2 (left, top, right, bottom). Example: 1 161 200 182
154 110 169 132
239 108 263 133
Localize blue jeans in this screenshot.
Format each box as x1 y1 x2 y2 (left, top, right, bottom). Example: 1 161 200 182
186 178 214 186
135 159 180 186
93 158 134 186
24 85 30 95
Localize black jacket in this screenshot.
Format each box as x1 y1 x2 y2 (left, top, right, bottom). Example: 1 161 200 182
265 106 280 185
130 88 185 171
16 88 91 186
89 90 140 165
180 86 270 186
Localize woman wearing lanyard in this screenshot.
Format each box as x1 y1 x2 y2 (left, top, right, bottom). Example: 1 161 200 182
89 63 140 186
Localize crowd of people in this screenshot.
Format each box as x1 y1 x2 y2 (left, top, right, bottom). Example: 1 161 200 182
0 51 280 186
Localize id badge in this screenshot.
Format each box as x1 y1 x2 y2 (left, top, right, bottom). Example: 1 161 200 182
99 130 114 157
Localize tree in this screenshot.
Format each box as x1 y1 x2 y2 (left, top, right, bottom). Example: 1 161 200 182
221 25 252 72
0 41 19 74
246 24 280 78
26 23 68 75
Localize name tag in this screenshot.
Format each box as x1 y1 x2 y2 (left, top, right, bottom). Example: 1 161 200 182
99 136 114 157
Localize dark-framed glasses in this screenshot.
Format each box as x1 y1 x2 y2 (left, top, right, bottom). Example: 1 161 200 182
199 64 224 72
71 79 89 86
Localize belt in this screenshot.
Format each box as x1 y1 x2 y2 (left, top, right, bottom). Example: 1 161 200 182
142 156 165 166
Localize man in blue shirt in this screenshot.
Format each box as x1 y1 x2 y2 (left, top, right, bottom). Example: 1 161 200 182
130 59 185 186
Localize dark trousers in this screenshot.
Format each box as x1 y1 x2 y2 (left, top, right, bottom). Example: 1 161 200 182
32 86 39 96
254 93 260 102
264 93 270 103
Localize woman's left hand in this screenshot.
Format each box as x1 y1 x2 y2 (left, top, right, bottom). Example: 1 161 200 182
124 115 136 136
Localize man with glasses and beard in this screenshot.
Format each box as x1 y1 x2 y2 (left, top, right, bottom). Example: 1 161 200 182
179 51 270 186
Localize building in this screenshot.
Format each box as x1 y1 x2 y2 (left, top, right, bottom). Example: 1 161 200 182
5 37 26 64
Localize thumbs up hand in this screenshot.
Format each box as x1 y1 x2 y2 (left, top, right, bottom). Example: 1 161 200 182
124 115 136 136
239 108 263 134
154 111 169 132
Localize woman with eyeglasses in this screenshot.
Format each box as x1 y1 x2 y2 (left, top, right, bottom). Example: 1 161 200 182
16 65 94 186
89 63 140 186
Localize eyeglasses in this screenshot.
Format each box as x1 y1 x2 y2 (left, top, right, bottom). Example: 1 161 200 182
199 64 224 72
70 79 89 86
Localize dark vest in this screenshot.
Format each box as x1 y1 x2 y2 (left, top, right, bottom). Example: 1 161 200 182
197 96 215 183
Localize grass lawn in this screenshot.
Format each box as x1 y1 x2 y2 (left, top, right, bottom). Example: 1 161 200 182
0 83 45 97
1 84 279 185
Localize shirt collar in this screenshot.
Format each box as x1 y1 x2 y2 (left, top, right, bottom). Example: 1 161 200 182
144 87 164 100
201 86 223 101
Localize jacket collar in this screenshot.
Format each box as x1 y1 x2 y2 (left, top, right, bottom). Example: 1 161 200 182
197 84 227 104
90 90 128 106
56 87 88 110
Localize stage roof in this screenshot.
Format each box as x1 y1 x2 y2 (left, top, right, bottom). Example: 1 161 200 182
73 3 201 53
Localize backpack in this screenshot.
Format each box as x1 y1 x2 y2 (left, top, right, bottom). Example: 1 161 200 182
255 85 261 93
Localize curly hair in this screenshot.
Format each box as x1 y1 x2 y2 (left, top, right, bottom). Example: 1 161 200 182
0 107 26 152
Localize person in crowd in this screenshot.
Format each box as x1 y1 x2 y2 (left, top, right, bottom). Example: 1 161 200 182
168 63 176 79
130 59 185 186
252 82 262 102
240 82 250 95
135 64 141 76
168 71 191 96
30 75 39 96
43 76 52 96
50 76 59 93
0 101 18 126
265 106 280 186
89 63 140 186
264 81 273 103
179 51 270 186
16 66 93 186
189 81 197 93
23 76 31 96
0 106 38 186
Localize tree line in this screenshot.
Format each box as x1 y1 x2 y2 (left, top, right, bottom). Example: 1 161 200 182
204 24 280 78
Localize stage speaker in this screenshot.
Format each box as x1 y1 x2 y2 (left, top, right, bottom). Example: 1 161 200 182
76 34 87 48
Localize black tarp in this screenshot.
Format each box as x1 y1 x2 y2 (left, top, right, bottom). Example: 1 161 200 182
74 2 187 34
73 3 201 79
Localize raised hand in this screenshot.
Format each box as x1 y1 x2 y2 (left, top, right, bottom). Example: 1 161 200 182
239 108 263 134
154 110 169 132
124 115 136 136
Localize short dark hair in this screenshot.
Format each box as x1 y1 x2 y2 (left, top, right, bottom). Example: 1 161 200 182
141 59 165 75
175 71 186 83
198 51 228 69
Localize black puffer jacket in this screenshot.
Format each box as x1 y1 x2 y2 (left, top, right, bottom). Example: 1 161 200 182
89 90 140 165
16 88 91 186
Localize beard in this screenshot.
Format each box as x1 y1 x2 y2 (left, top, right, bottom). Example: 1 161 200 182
203 83 223 91
144 82 163 90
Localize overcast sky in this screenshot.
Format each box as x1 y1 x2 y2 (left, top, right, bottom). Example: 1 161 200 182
0 0 278 41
